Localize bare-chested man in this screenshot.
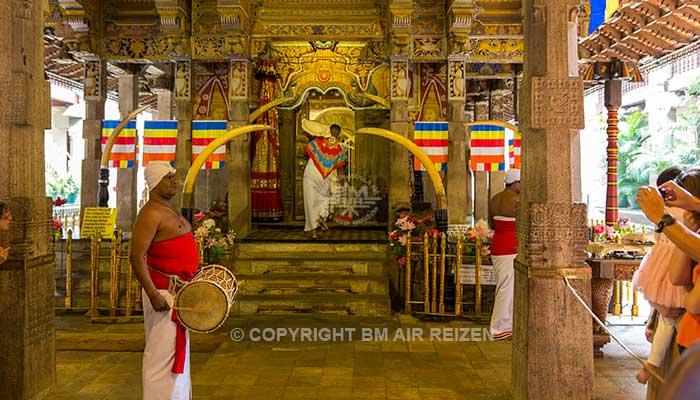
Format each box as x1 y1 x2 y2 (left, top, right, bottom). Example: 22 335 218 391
488 168 520 340
130 161 199 400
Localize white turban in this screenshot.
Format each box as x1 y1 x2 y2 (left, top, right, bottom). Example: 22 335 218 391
145 161 176 191
505 169 521 184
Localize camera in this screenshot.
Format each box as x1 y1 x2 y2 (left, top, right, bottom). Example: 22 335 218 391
659 188 667 198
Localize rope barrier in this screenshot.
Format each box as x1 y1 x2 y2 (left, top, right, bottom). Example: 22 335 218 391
562 275 666 384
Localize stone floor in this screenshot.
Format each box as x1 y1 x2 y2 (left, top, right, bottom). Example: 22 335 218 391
50 314 649 400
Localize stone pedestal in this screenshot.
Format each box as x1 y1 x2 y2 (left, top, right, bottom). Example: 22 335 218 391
116 73 140 231
513 1 593 399
0 1 56 397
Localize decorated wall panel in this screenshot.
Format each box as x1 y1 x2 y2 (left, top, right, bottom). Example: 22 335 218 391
193 62 230 120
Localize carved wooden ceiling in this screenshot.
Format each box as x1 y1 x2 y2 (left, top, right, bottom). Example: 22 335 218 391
44 36 159 107
580 0 700 64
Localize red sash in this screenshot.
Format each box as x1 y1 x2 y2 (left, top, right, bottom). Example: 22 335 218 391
491 217 518 256
146 232 199 374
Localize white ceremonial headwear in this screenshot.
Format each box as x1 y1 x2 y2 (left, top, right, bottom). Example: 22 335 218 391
144 161 176 191
505 169 521 184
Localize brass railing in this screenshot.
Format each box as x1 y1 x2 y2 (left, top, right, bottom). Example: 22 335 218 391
401 233 493 319
88 231 142 321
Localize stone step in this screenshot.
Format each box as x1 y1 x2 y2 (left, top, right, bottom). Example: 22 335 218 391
231 293 391 316
236 242 389 261
236 273 388 296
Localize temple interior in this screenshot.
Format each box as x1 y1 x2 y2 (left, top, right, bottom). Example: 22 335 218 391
2 0 700 399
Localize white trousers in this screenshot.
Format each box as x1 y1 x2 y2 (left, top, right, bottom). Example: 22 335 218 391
303 159 330 232
490 254 516 336
142 289 191 400
648 315 679 368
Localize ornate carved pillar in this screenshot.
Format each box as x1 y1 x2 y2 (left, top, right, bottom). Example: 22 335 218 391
389 56 412 210
80 59 106 208
513 1 593 399
0 1 55 397
116 70 141 231
174 60 192 209
446 57 469 224
604 80 621 226
227 58 252 235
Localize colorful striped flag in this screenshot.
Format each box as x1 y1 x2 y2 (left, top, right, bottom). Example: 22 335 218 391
143 120 178 166
469 124 506 171
509 130 521 169
192 120 227 169
413 121 449 172
588 0 622 34
101 120 136 168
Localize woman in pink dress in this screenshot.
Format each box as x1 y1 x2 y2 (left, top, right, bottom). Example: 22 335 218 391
633 166 700 383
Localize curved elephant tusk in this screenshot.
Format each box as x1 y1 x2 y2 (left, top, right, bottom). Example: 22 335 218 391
465 120 519 134
248 97 295 124
355 127 446 209
357 92 390 109
100 105 150 168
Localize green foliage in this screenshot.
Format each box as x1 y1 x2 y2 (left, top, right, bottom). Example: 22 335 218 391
616 109 649 203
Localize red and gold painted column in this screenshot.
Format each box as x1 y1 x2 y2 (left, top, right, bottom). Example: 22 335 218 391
605 105 619 225
604 79 622 226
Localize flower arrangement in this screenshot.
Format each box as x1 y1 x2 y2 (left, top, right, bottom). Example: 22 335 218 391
389 212 438 266
591 218 634 242
463 219 494 256
193 218 236 263
52 217 63 241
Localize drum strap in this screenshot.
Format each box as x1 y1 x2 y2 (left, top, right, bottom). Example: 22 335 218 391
148 265 189 295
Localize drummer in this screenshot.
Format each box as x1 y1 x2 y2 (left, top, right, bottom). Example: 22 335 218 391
130 161 199 400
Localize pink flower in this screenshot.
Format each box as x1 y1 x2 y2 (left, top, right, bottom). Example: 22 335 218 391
481 246 491 256
389 232 400 240
399 235 407 245
395 216 409 227
617 218 630 229
193 212 205 223
593 224 605 235
466 229 477 241
396 256 407 266
399 219 415 231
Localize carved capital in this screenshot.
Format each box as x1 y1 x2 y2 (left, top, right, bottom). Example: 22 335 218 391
388 0 413 34
530 77 584 129
83 59 105 99
155 0 190 32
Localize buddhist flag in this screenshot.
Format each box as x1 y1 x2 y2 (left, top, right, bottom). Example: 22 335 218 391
588 0 622 34
469 124 506 172
192 120 227 169
101 120 136 168
509 129 521 169
143 120 178 166
413 121 449 171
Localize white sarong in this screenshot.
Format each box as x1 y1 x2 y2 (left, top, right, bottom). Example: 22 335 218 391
490 254 516 337
303 158 330 232
142 289 191 400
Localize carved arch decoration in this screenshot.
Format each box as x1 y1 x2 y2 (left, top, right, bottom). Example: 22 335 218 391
253 41 391 110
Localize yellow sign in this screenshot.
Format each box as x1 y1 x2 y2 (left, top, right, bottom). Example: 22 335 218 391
80 208 118 239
